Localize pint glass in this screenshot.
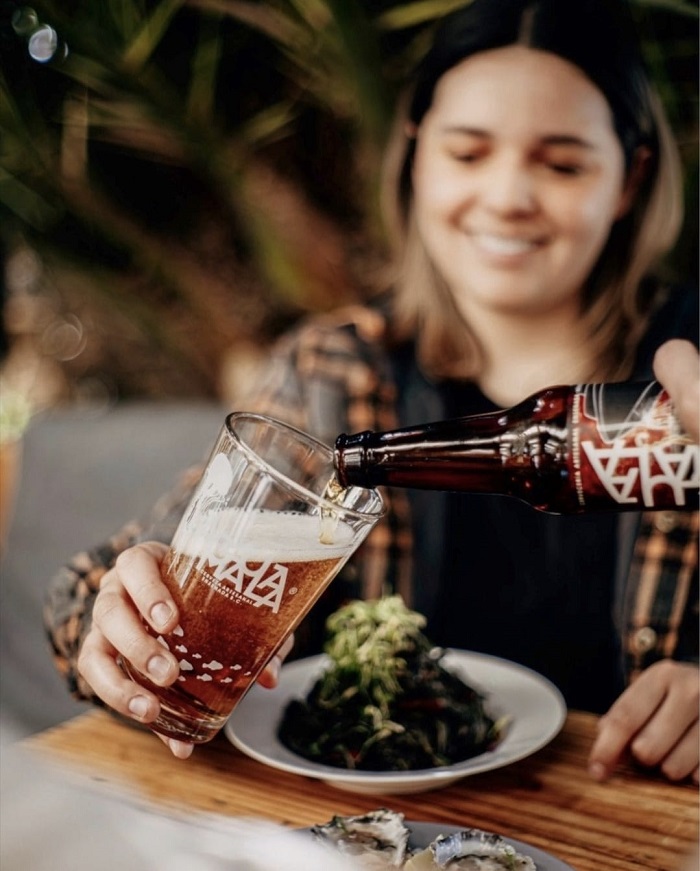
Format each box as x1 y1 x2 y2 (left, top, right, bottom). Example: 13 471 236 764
123 413 384 744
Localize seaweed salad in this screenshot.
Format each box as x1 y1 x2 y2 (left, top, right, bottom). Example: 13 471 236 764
277 596 504 771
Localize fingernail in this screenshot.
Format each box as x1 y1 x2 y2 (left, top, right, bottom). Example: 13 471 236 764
150 602 173 629
588 761 607 781
128 695 150 719
147 654 171 681
168 739 193 759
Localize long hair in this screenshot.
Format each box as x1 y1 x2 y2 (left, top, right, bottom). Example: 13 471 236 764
381 0 684 381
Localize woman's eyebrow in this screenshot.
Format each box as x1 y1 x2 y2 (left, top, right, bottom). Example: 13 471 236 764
439 125 490 137
437 127 596 149
541 134 596 149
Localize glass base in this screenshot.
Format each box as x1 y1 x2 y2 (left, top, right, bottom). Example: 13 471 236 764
121 658 230 744
147 704 227 744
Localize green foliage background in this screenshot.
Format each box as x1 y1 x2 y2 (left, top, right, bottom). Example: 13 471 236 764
1 0 697 399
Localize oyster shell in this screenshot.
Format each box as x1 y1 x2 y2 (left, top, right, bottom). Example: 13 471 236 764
311 808 411 869
403 829 537 870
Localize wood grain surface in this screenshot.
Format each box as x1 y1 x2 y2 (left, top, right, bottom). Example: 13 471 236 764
23 709 698 871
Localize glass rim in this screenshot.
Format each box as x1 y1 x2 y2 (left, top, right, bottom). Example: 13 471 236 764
225 411 385 521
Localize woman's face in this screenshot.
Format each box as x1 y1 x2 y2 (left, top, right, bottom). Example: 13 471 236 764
412 46 632 322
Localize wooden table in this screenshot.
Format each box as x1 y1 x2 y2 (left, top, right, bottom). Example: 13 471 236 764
23 709 697 871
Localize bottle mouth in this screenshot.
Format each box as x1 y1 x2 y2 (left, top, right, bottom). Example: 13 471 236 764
334 431 372 488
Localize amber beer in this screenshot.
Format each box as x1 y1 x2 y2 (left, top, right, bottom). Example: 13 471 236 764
334 381 699 513
122 413 383 745
124 510 351 743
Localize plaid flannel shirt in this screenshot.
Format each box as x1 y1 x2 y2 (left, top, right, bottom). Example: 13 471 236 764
44 305 698 705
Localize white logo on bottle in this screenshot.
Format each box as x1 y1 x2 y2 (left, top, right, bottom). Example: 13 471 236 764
581 440 699 506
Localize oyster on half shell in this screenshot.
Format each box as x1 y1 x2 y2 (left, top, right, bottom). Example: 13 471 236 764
404 829 537 870
311 808 410 869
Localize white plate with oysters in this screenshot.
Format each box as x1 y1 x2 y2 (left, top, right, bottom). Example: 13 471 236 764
306 808 576 870
224 649 566 795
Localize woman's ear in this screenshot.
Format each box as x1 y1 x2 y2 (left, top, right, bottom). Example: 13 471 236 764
616 145 652 219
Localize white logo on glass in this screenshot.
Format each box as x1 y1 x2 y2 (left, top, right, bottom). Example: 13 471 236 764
210 559 287 613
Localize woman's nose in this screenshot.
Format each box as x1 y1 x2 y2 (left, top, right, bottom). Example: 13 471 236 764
481 157 537 215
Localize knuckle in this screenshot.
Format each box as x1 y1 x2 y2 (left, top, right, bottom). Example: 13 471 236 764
120 627 154 664
114 545 166 602
115 546 142 572
653 658 675 679
76 636 96 678
98 567 117 590
91 588 122 625
602 705 636 735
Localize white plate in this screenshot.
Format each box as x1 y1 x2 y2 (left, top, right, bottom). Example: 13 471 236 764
224 650 566 795
402 821 575 870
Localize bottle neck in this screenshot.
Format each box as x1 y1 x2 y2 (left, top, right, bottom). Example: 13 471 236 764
334 395 569 496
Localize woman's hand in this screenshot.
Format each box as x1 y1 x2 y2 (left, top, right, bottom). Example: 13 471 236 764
588 660 699 783
653 339 699 441
77 541 293 759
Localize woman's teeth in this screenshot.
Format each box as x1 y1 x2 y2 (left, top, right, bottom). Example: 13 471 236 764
476 234 538 255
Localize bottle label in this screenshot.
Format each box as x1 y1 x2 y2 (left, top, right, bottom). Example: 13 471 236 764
571 382 699 509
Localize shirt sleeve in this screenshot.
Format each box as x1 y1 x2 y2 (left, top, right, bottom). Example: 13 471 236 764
621 510 699 681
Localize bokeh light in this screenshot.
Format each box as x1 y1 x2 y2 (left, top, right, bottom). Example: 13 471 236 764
28 24 58 63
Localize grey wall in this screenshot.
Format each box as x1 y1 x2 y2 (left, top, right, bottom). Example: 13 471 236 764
0 401 226 738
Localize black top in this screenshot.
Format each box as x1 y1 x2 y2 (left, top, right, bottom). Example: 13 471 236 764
395 371 621 713
436 382 620 713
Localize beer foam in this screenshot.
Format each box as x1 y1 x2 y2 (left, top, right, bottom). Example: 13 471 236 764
174 508 355 561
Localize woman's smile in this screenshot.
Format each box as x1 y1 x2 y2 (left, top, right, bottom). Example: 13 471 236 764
467 231 544 260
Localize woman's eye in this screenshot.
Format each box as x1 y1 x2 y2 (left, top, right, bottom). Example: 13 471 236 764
548 162 584 176
450 151 481 164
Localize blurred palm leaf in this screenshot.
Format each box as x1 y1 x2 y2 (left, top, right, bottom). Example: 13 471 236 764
0 0 696 399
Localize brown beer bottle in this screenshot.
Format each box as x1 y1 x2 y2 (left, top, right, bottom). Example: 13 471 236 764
334 381 699 514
